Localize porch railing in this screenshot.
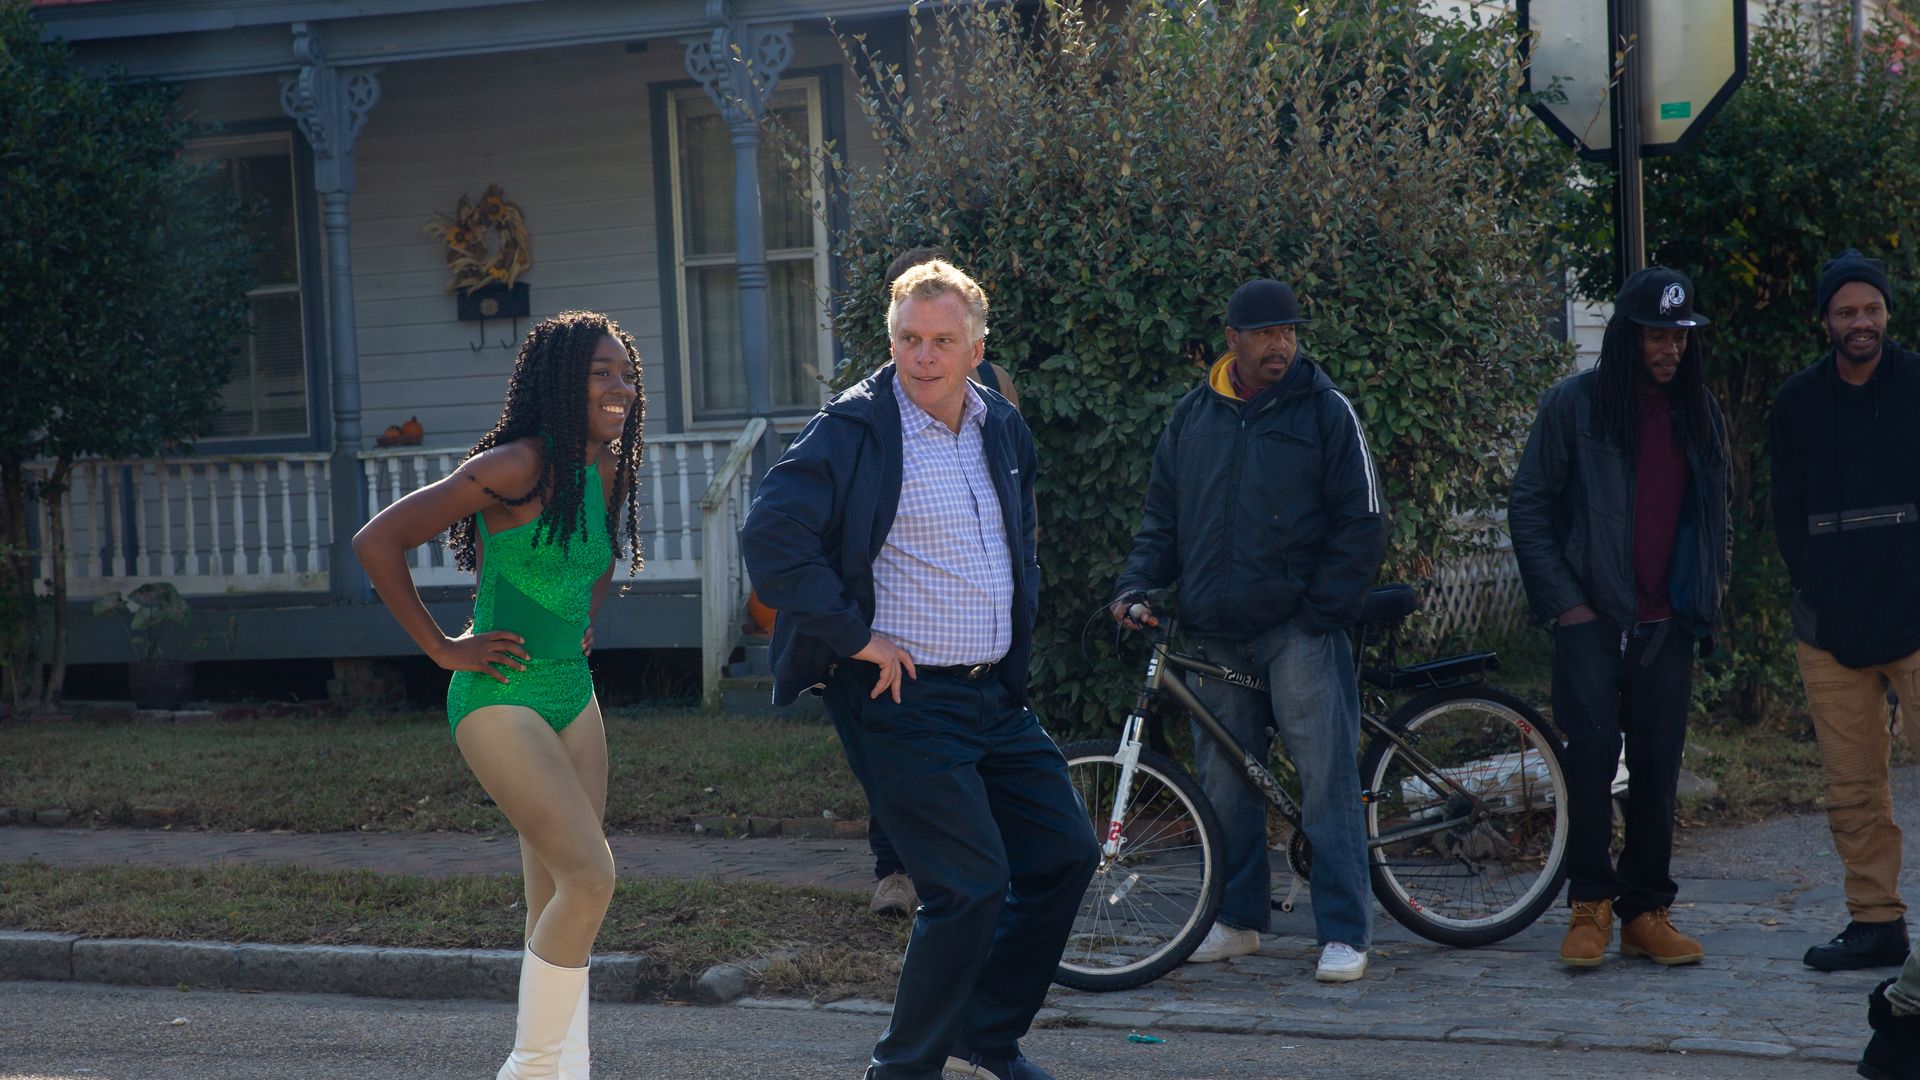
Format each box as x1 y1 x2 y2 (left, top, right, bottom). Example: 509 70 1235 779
28 430 758 601
362 431 751 587
27 454 333 597
700 418 767 709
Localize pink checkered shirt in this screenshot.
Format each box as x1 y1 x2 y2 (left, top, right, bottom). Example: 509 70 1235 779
870 377 1015 666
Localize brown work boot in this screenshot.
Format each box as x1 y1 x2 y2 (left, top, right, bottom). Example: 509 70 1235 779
1559 898 1613 967
1620 907 1705 965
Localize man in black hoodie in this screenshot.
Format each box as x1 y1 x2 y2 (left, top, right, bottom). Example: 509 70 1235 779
1771 248 1920 973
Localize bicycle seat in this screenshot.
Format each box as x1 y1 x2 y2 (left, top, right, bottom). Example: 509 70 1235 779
1360 584 1420 625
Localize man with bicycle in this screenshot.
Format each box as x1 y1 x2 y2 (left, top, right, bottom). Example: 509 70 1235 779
1509 266 1730 969
1112 277 1387 982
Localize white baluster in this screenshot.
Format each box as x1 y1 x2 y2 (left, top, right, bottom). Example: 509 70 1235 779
434 453 454 567
361 457 382 515
255 463 271 575
303 461 321 572
103 464 125 579
129 464 152 576
158 465 176 576
277 461 294 575
228 463 250 576
647 453 667 570
676 444 694 565
207 464 224 576
384 457 405 567
184 465 200 577
62 467 80 585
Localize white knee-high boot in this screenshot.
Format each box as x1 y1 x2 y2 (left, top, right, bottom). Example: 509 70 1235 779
498 947 589 1079
557 960 590 1079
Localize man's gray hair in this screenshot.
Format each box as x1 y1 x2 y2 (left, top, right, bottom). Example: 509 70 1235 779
887 259 990 343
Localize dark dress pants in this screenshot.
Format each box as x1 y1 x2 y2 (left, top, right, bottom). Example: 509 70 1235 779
1552 618 1693 920
826 664 1099 1080
869 817 904 880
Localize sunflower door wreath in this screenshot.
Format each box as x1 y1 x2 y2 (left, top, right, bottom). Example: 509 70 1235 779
424 184 533 323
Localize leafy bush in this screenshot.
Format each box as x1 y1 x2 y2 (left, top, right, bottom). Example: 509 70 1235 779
0 0 255 710
1561 1 1920 723
817 0 1571 734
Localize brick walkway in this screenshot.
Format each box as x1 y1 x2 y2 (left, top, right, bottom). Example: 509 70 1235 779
0 827 877 893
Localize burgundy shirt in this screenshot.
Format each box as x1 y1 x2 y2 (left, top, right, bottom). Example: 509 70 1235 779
1632 391 1687 622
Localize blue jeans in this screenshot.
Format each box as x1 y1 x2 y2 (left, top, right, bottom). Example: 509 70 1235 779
1186 620 1372 949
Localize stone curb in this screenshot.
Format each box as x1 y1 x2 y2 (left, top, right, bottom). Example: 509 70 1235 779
0 931 650 1003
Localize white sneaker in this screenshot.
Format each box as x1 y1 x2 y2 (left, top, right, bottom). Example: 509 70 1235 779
1186 921 1261 963
1315 942 1368 982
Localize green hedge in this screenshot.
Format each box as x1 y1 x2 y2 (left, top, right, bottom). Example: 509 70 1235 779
818 1 1571 734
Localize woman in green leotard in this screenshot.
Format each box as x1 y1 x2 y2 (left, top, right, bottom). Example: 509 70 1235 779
353 311 645 1079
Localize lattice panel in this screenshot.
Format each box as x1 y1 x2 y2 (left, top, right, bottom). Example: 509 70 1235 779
1411 545 1531 645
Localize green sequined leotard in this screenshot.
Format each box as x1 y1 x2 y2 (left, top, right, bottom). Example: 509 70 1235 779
446 465 612 735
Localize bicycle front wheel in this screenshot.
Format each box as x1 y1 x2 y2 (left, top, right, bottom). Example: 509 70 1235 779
1055 738 1225 992
1361 685 1568 947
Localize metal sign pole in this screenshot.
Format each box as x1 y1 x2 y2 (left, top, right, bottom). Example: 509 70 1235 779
1610 0 1646 284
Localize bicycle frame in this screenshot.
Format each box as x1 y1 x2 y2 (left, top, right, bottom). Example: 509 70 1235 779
1098 619 1500 864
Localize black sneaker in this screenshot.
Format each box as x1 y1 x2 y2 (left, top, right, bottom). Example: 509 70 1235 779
1860 978 1920 1080
1806 919 1911 972
945 1045 1057 1080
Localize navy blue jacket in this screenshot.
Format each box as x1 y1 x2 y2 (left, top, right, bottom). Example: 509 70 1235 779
1114 352 1388 637
741 364 1041 706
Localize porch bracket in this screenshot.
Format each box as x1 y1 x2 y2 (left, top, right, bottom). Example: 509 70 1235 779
280 22 381 601
684 3 792 486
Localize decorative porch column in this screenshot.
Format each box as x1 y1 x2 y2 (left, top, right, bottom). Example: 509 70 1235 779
280 23 380 601
685 1 792 483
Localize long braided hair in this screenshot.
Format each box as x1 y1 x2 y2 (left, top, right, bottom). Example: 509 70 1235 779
448 310 647 575
1590 315 1713 458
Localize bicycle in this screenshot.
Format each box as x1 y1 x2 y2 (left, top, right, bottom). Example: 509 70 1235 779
1055 583 1569 991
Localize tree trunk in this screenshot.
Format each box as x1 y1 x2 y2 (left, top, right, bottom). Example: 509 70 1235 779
0 459 42 714
39 458 73 709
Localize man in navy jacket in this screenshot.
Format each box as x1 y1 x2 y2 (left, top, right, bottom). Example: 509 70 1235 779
1113 278 1387 982
742 260 1096 1080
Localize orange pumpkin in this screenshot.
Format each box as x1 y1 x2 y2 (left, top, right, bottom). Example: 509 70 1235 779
745 590 776 636
399 416 425 444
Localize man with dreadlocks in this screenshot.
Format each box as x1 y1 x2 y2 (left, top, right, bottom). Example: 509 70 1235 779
1770 249 1920 976
1509 266 1731 969
743 259 1096 1080
355 310 648 1078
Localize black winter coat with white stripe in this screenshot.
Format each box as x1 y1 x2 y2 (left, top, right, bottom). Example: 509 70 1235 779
1115 352 1389 637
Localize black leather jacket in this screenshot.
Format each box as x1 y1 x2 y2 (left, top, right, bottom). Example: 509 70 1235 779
1508 369 1731 636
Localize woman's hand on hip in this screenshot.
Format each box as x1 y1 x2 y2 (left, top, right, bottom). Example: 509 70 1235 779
432 631 529 683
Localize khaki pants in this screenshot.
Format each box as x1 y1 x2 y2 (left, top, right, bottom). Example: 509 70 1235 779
1796 641 1920 923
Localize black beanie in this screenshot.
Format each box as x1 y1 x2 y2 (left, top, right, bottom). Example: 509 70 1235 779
1816 248 1891 318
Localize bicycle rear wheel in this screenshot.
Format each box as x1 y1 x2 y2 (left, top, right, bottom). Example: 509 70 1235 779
1055 738 1225 991
1361 684 1568 947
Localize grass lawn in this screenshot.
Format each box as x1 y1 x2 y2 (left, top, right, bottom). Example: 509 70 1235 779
0 861 909 999
0 709 868 833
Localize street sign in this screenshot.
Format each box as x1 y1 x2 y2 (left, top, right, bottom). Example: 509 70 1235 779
1521 0 1747 160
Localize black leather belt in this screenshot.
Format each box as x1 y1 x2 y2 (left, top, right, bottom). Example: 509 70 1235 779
921 661 997 681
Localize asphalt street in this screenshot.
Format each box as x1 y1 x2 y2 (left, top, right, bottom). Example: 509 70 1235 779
0 981 1858 1080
